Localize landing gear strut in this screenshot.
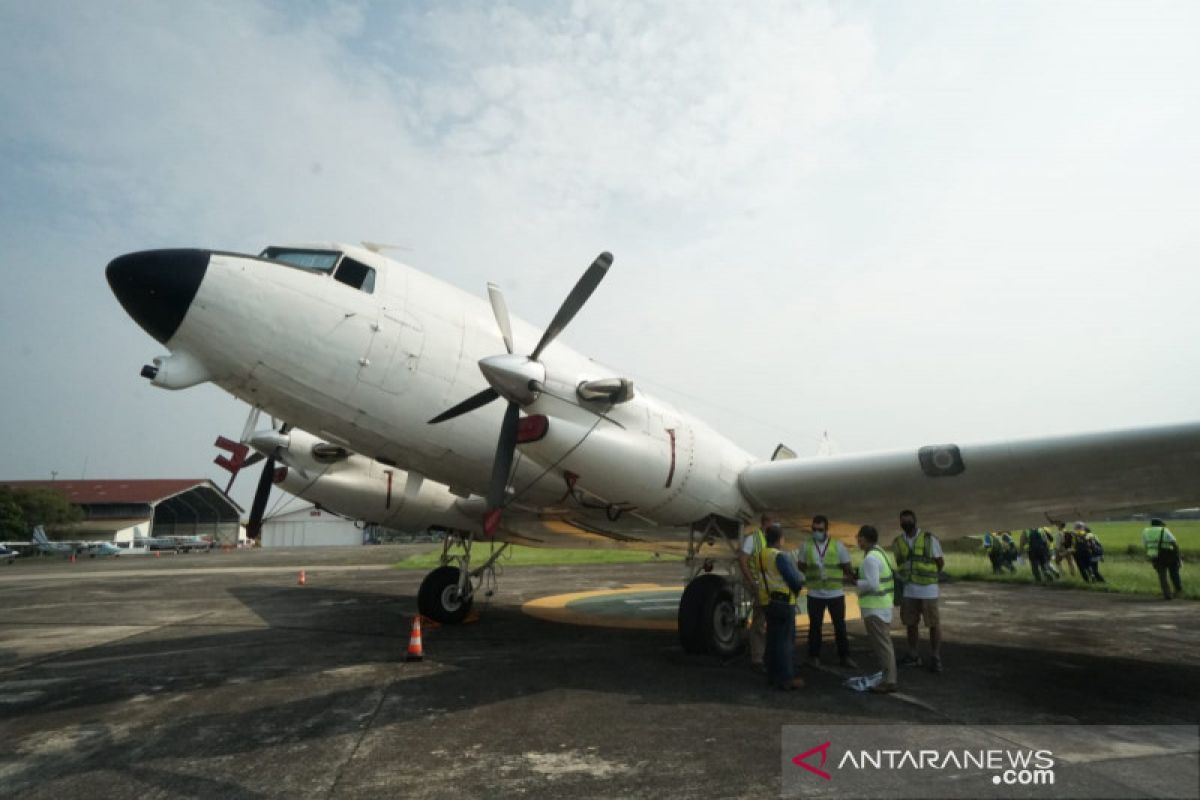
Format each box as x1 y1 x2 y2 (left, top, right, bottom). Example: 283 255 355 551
677 516 750 657
417 532 509 624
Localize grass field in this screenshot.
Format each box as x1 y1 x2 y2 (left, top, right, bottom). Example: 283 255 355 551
393 543 682 570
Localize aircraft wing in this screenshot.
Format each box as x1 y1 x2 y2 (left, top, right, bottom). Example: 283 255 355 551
738 422 1200 538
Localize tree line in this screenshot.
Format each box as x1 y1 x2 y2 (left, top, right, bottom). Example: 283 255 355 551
0 486 83 539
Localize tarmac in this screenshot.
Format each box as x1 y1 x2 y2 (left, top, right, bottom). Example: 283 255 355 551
1 546 1197 799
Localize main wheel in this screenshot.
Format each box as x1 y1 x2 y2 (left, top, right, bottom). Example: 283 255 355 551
418 565 474 624
677 574 743 657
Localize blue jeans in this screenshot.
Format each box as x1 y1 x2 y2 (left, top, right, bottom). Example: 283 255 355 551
766 602 796 688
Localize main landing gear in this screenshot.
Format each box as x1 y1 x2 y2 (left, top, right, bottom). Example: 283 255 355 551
677 516 751 658
417 532 509 624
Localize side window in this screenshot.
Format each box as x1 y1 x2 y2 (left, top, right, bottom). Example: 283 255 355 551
334 257 376 293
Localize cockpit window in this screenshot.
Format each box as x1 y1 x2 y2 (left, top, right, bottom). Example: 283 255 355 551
260 248 341 272
259 247 376 294
334 257 375 293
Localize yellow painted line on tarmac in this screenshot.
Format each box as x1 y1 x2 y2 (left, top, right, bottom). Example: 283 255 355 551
523 585 684 631
522 584 864 632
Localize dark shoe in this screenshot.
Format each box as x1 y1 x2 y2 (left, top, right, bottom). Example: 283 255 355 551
839 656 859 669
927 656 943 674
897 654 922 668
789 676 806 689
751 662 766 673
804 656 821 668
869 682 898 694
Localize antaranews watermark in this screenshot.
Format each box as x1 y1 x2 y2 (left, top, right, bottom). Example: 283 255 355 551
781 724 1197 799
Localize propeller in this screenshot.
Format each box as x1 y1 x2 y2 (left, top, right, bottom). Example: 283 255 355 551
244 422 291 541
215 423 291 542
428 252 614 535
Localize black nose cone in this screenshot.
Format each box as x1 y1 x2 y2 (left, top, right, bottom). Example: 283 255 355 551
106 249 209 344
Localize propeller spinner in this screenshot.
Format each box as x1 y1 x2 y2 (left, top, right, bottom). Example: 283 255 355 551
428 251 614 535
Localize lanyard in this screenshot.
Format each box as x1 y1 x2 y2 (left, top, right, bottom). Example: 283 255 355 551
813 537 830 563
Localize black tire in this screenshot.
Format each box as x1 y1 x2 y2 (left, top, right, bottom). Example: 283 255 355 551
417 565 474 624
677 574 743 657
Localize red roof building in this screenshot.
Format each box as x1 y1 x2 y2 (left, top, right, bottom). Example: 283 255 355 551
3 479 242 542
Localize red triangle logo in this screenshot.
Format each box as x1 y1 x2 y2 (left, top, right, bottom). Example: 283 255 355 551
791 741 832 780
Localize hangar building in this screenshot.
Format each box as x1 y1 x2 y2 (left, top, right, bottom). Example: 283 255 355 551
3 479 242 545
260 506 369 547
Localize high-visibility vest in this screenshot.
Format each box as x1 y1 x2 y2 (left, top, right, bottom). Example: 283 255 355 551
745 528 769 604
895 530 939 586
757 547 797 605
859 547 895 609
1142 526 1176 559
804 537 844 593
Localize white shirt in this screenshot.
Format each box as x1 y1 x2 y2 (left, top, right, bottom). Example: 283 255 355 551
740 532 761 557
856 550 893 623
898 530 943 600
797 538 851 599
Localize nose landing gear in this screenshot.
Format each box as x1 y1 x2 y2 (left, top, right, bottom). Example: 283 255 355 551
416 532 509 624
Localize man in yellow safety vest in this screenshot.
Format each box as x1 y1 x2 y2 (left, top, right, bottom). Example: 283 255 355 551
796 514 857 668
893 509 945 673
737 514 772 671
757 523 806 690
854 524 898 693
1142 518 1183 600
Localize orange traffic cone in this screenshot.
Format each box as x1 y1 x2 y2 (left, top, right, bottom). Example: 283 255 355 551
69 553 76 563
298 569 307 586
155 550 160 559
405 615 424 662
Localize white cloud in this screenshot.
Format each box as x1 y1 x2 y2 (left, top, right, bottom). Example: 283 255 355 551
1 1 1199 501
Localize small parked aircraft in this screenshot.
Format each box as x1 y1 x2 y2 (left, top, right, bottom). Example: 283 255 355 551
107 244 1200 654
31 526 122 558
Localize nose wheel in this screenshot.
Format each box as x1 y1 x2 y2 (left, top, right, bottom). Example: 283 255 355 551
417 565 474 624
416 533 509 624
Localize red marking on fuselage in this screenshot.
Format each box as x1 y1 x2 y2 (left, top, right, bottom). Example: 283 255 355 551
665 428 676 488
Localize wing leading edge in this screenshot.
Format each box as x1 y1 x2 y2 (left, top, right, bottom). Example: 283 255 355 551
738 421 1200 537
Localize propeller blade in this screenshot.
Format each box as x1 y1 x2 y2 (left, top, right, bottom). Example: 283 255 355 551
487 283 514 354
532 253 614 359
429 388 499 424
486 401 521 510
428 387 501 424
245 456 275 541
530 251 613 361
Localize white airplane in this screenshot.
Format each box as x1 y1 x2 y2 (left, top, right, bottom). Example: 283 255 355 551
31 526 122 558
107 244 1200 654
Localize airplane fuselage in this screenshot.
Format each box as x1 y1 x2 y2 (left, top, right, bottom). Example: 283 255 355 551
115 246 760 532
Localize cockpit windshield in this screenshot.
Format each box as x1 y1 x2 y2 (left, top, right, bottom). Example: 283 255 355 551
258 246 377 294
259 247 341 272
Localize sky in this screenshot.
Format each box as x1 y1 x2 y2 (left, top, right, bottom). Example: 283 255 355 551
2 0 1199 514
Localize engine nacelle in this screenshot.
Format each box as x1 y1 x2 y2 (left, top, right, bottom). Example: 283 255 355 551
518 398 755 526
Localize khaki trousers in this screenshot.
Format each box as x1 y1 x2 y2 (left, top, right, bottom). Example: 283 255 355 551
749 603 767 665
864 614 898 686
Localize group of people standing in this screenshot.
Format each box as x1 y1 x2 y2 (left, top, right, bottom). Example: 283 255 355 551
984 522 1104 583
737 509 944 695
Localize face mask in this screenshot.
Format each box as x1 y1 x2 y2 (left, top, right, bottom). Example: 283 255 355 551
813 530 827 541
901 521 916 535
